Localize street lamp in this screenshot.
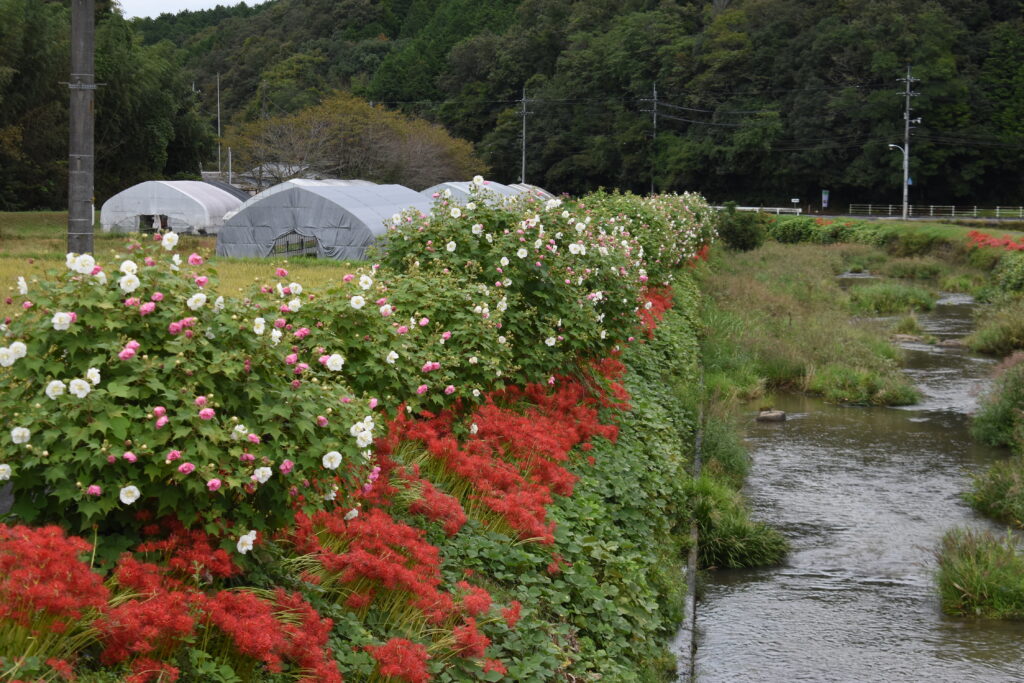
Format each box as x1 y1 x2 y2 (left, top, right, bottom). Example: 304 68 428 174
888 143 909 220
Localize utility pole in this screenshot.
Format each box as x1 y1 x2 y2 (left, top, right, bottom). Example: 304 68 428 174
217 73 222 176
520 86 527 184
897 64 920 220
67 0 95 254
650 82 658 195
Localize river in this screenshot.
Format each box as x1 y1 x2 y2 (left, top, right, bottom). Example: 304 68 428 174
689 292 1024 682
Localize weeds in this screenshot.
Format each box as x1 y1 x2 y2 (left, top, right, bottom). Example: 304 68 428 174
883 257 945 281
972 353 1024 450
965 457 1024 528
685 475 788 569
696 243 917 405
967 300 1024 356
936 527 1024 618
848 281 937 315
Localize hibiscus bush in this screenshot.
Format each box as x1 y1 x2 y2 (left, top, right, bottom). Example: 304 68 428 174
0 239 375 551
243 267 514 413
378 181 650 383
579 190 718 286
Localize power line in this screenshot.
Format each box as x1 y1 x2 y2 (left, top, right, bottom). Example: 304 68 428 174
657 112 746 127
657 101 775 115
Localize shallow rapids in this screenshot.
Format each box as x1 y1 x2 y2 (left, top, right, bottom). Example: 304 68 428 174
688 294 1024 682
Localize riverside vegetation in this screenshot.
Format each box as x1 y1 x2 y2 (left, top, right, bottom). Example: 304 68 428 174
0 188 791 682
746 214 1024 621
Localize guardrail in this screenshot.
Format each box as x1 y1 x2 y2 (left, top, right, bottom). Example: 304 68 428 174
713 206 803 215
849 204 1024 218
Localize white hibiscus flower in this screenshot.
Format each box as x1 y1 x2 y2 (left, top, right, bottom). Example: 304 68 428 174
119 485 141 505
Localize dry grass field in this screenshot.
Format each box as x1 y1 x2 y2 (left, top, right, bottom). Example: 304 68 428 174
0 211 361 318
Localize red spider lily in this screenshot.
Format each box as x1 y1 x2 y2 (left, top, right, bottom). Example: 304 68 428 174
0 524 109 634
291 507 455 625
638 287 674 337
967 229 1024 252
135 519 240 581
501 601 522 629
452 617 490 658
366 638 430 683
483 658 508 674
404 476 468 536
125 657 180 683
97 589 195 666
455 581 492 617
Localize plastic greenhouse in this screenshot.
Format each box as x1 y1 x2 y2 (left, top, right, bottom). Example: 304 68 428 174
215 184 432 260
508 183 556 200
100 181 244 235
222 179 377 222
420 181 524 206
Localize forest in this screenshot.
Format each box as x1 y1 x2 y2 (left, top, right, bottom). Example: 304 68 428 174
2 0 1022 210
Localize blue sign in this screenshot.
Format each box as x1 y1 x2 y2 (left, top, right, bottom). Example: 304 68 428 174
907 177 913 186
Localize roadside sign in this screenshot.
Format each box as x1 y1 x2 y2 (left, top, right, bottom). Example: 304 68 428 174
822 190 829 208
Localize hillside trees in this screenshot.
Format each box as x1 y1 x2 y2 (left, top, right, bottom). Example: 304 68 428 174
0 0 212 210
223 91 482 189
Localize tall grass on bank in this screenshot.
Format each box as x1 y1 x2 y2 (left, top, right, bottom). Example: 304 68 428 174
882 256 945 281
686 475 788 569
847 281 937 315
697 243 918 405
936 527 1024 619
967 299 1024 356
971 353 1024 452
966 457 1024 528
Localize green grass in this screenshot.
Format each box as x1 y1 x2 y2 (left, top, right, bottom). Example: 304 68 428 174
848 281 937 315
971 355 1024 452
936 527 1024 619
696 243 918 405
966 299 1024 356
892 314 924 335
882 256 945 280
685 475 788 569
966 457 1024 528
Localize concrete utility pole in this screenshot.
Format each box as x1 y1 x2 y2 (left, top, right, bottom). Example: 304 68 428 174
892 64 920 220
520 86 527 184
67 0 96 254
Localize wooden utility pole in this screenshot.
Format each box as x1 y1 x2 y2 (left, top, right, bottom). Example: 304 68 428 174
68 0 96 254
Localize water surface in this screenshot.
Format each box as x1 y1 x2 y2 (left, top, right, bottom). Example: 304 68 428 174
689 295 1024 682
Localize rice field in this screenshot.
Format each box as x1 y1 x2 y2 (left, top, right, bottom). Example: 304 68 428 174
0 211 362 317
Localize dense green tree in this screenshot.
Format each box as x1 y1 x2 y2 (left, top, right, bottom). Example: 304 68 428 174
5 0 1024 209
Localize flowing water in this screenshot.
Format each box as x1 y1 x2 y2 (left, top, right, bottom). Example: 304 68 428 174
689 292 1024 682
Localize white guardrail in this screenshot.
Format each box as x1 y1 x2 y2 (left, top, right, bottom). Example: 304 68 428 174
713 206 803 215
849 204 1024 218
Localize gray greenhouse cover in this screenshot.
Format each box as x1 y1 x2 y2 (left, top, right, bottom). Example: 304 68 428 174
216 184 431 260
420 181 522 206
222 179 377 221
100 180 243 234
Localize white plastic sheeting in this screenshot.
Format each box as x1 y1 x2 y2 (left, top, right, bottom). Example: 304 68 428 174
420 181 523 206
100 181 243 235
215 184 431 261
508 183 556 200
222 179 377 221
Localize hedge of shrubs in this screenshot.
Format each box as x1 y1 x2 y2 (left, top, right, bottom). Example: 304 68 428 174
0 183 716 681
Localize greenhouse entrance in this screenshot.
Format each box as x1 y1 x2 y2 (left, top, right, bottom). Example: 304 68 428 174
272 231 320 257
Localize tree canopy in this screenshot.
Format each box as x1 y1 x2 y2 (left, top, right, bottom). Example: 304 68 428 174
3 0 1023 210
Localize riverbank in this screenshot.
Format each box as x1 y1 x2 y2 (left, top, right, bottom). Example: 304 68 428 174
692 239 1024 678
